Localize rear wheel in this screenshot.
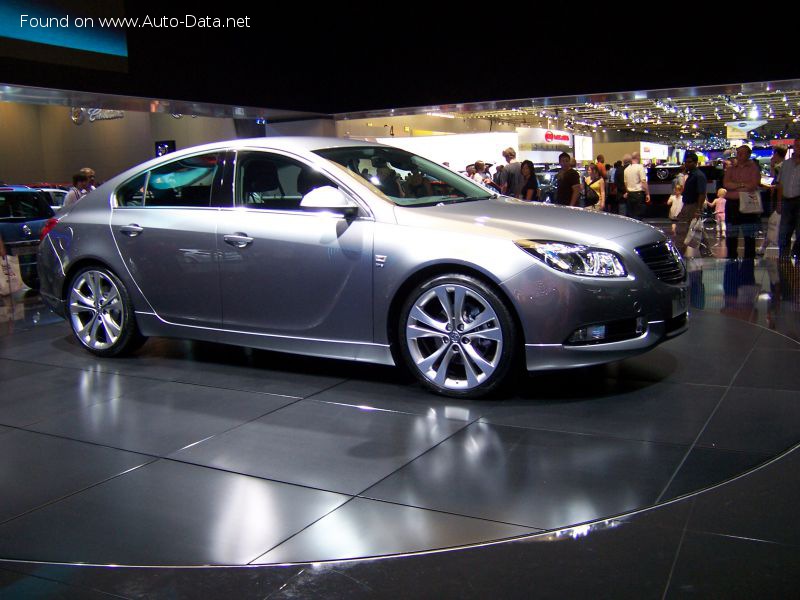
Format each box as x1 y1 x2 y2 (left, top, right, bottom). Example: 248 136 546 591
399 274 517 398
67 267 146 357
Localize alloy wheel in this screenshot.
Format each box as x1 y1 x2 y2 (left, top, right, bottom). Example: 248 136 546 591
69 270 125 351
405 284 503 391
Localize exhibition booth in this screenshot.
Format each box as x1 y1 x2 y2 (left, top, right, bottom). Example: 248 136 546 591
0 28 799 594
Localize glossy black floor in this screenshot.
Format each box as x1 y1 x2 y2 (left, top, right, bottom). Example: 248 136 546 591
0 241 799 596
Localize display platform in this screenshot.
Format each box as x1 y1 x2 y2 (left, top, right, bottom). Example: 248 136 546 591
0 258 798 569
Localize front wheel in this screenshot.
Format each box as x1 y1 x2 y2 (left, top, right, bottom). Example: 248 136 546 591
398 274 517 398
67 267 146 357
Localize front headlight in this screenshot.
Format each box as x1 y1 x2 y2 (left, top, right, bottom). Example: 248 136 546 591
515 240 627 277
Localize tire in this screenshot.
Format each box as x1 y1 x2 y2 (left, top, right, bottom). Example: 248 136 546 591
398 274 517 398
67 266 146 357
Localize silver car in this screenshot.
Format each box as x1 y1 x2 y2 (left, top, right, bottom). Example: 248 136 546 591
38 138 688 398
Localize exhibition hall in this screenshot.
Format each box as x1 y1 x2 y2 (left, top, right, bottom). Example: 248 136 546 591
0 4 799 598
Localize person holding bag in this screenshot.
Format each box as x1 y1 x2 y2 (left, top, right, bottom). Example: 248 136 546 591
723 145 761 259
583 163 605 211
676 152 709 256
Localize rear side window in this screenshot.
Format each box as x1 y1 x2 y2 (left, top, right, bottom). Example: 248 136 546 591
116 153 223 208
0 192 55 221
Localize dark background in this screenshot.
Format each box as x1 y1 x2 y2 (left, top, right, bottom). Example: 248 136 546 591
1 2 797 113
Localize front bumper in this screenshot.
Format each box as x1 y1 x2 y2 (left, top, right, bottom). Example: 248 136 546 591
524 312 688 370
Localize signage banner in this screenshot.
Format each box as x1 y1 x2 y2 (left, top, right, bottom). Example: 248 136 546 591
574 135 593 162
726 127 748 140
640 143 669 161
724 120 767 132
517 127 573 156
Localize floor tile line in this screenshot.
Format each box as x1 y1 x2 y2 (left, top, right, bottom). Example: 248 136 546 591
0 379 168 430
681 529 800 549
654 328 765 505
350 495 545 531
245 496 361 565
306 398 426 419
300 377 356 400
351 417 478 502
0 355 188 388
661 500 695 600
168 377 304 401
166 396 306 455
0 565 130 600
0 458 160 528
473 418 704 449
159 455 355 497
0 424 163 459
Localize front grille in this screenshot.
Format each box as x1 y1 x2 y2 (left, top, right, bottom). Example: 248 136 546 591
635 241 686 284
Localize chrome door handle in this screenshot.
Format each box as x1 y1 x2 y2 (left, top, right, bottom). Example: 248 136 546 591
224 234 254 248
120 224 144 237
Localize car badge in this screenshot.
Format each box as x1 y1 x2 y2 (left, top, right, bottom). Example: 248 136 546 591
375 255 387 268
22 225 32 236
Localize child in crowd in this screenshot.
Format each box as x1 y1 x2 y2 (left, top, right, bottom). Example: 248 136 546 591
706 188 727 237
667 184 684 233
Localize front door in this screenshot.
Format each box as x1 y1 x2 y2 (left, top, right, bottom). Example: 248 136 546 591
217 150 373 344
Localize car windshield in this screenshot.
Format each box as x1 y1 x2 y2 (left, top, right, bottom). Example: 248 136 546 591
0 191 54 221
313 146 496 207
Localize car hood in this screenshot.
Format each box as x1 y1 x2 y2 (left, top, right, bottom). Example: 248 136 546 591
393 197 662 246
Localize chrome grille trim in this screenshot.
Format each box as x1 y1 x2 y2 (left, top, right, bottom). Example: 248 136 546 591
635 241 686 284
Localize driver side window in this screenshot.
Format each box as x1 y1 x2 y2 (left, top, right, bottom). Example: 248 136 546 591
237 152 336 211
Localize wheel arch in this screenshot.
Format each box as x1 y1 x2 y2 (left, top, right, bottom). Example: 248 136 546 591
62 258 121 302
386 263 526 360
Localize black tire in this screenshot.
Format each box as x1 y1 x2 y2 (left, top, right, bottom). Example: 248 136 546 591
67 266 146 357
398 273 517 398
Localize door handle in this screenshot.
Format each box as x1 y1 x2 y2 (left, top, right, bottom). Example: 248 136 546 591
120 224 144 237
224 233 254 248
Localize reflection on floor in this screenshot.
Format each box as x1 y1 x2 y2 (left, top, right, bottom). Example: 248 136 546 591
0 254 798 572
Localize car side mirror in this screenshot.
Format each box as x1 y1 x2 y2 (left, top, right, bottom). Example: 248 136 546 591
300 186 359 217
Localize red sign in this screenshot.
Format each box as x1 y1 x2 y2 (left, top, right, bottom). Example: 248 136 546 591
544 130 570 143
770 139 795 147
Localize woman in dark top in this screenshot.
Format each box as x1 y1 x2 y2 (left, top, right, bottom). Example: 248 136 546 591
519 160 539 201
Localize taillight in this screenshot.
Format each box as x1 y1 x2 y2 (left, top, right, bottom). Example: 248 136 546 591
40 218 59 241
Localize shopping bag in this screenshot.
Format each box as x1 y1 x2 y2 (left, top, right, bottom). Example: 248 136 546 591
766 211 780 245
0 255 24 296
684 217 704 249
739 190 763 214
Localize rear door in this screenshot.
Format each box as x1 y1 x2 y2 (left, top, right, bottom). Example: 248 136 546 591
110 151 231 327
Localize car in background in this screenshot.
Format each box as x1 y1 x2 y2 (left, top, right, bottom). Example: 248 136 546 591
38 138 688 398
0 186 56 289
36 188 69 212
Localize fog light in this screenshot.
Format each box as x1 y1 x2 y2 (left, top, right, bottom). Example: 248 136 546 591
568 325 606 343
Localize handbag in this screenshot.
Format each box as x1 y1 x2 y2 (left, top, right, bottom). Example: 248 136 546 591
0 255 24 296
766 210 781 245
584 178 600 205
684 217 704 249
738 190 763 214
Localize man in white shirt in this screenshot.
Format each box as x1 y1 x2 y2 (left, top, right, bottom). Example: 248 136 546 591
777 140 800 258
62 173 89 210
623 152 650 220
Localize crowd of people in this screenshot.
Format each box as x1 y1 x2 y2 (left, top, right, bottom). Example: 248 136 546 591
463 139 799 261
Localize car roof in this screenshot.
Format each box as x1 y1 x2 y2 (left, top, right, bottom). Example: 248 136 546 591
0 185 40 192
146 137 385 162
